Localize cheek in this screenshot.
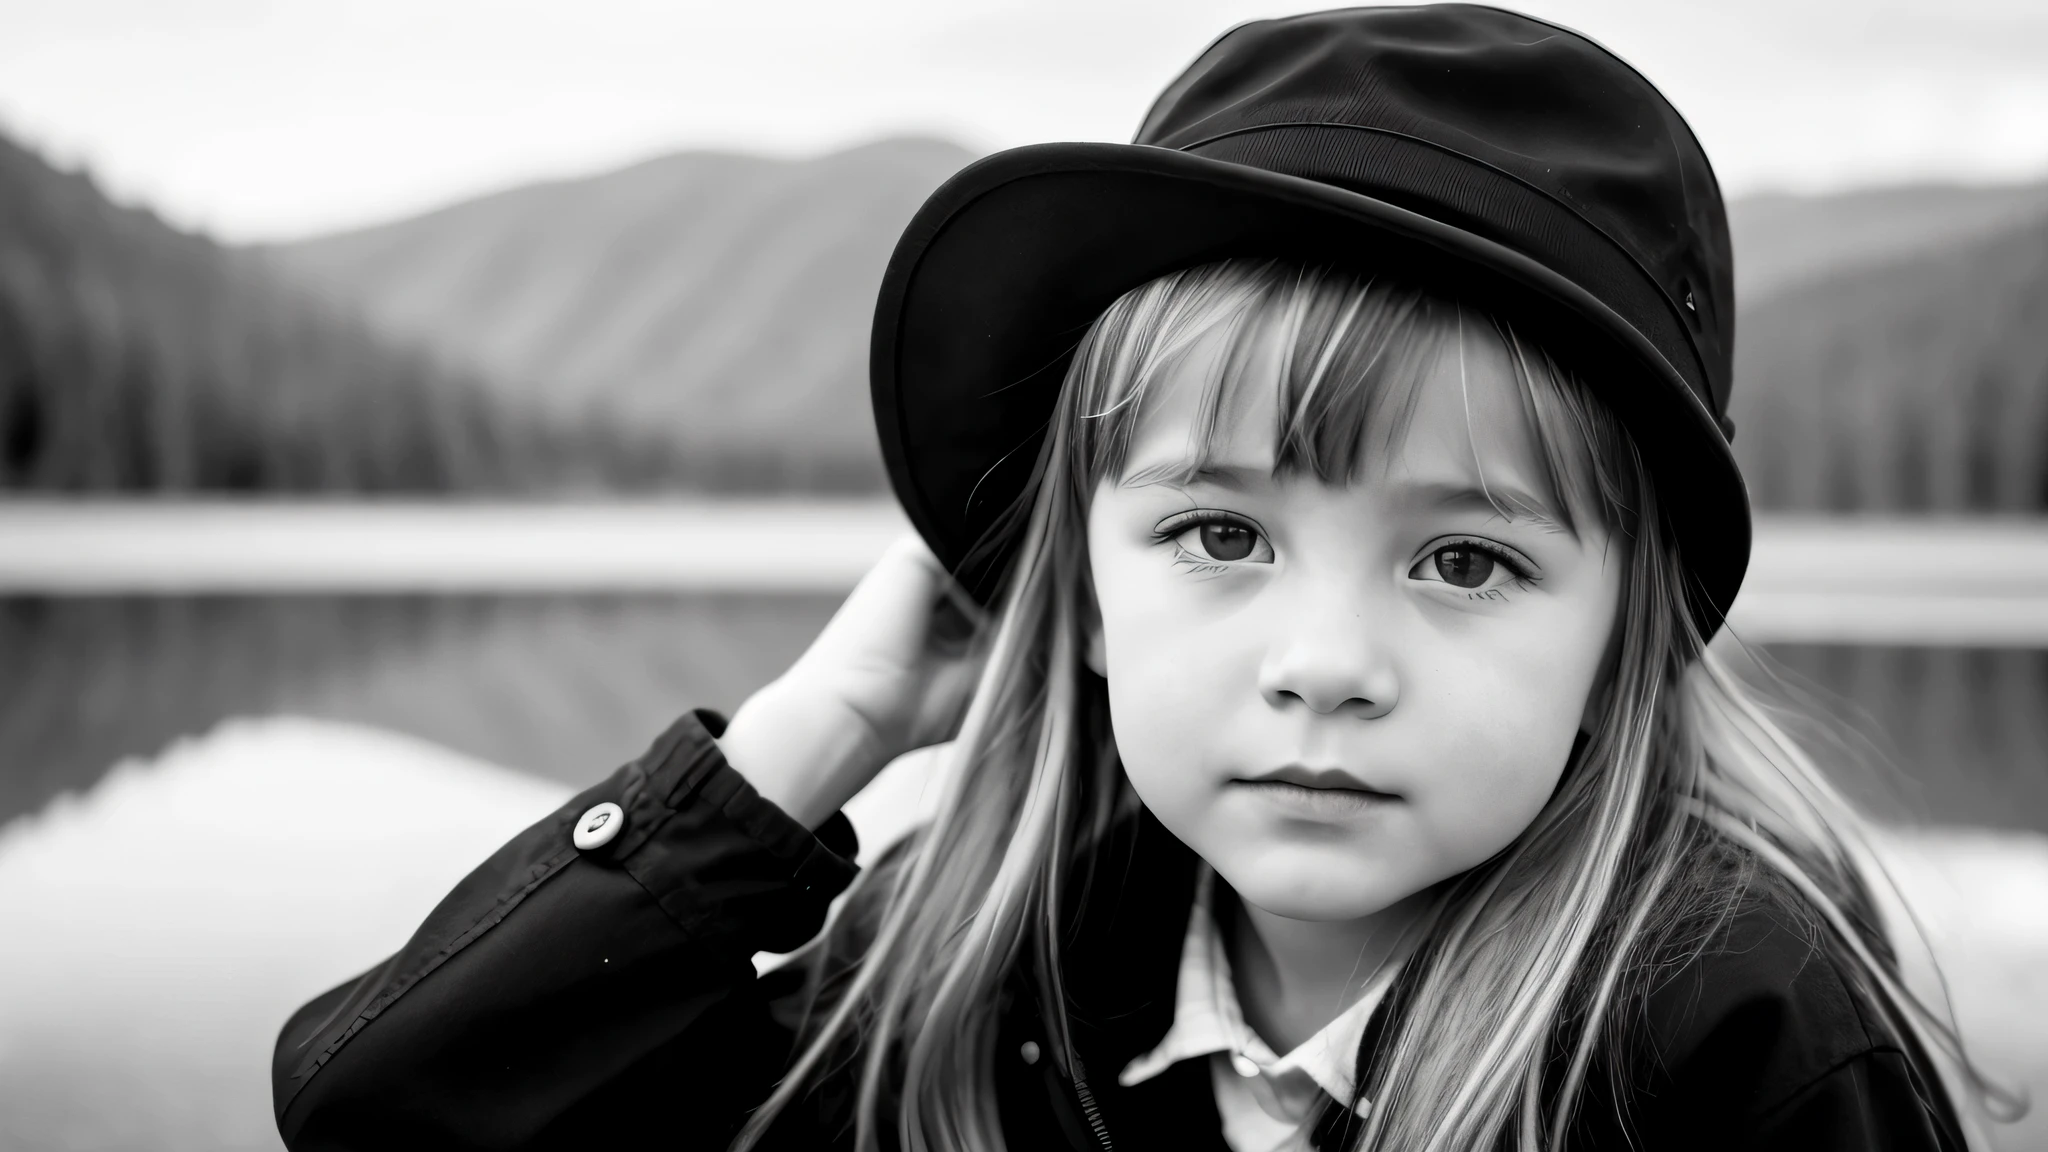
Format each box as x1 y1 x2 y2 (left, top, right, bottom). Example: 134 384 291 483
1089 555 1248 799
1409 631 1600 861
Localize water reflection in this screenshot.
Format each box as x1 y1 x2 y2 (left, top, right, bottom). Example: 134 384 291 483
1767 644 2048 832
0 594 841 829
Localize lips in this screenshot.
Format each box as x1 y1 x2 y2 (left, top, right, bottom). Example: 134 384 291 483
1242 764 1401 798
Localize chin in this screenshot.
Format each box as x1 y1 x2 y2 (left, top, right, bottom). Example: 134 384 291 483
1217 850 1422 922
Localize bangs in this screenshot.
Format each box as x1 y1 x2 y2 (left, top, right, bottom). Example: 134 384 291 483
1071 258 1639 542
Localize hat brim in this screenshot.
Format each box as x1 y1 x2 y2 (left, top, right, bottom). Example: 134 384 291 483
870 141 1751 634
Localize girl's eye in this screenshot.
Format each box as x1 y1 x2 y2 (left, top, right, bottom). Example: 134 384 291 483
1432 546 1495 588
1195 522 1259 561
1409 539 1537 594
1154 512 1274 568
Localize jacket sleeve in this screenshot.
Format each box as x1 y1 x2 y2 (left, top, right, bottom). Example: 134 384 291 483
1745 1049 1966 1151
1619 881 1968 1152
271 708 862 1151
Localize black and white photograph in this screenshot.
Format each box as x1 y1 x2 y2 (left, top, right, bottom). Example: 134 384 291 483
1 2 2046 1149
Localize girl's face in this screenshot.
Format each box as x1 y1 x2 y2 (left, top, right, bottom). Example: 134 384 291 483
1084 327 1624 922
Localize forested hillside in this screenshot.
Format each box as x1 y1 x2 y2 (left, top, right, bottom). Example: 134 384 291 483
1731 214 2048 512
263 138 976 493
1725 182 2048 301
0 131 674 493
17 117 2045 512
270 146 2048 510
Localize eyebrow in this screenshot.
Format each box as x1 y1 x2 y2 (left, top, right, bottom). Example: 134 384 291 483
1120 458 1576 539
1119 458 1271 492
1407 479 1577 539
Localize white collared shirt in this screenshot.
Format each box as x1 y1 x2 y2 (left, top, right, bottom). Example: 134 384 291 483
1117 867 1402 1152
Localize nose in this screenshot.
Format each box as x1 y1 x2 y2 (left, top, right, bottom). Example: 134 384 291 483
1257 595 1400 720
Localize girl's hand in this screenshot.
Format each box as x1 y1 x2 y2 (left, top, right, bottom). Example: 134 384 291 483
717 533 988 830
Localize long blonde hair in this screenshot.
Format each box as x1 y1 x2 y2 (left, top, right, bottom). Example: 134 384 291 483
735 258 2022 1151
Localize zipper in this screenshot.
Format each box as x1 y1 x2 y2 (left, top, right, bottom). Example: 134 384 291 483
1069 1066 1115 1151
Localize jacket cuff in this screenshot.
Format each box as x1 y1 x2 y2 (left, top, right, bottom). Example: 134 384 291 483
582 709 862 954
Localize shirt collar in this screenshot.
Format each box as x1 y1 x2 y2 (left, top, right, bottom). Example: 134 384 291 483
1116 865 1402 1107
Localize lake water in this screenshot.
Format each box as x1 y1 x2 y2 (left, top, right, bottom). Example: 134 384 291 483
0 593 839 827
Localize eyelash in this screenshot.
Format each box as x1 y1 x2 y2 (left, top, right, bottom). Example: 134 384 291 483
1423 535 1542 593
1150 513 1542 591
1151 510 1263 575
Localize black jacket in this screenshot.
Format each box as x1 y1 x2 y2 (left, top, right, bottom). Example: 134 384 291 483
272 710 1966 1151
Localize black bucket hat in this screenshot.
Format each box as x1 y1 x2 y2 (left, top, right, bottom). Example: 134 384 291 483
870 3 1750 636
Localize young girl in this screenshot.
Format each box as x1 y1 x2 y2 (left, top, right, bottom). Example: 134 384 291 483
274 7 2019 1150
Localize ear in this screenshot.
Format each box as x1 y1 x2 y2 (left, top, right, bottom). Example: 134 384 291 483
1578 675 1607 736
1081 573 1108 679
1579 621 1626 735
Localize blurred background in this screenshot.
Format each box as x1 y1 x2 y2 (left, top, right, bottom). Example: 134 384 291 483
1 0 2046 1149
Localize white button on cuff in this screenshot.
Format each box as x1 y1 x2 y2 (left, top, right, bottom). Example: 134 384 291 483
574 802 625 850
1019 1041 1041 1065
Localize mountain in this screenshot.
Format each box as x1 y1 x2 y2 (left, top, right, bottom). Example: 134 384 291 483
1726 182 2048 302
265 142 2048 510
0 130 675 494
261 137 978 493
1731 209 2048 513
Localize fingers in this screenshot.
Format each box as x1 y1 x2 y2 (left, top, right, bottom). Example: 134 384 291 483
912 542 993 658
902 536 992 642
877 533 988 636
809 533 978 663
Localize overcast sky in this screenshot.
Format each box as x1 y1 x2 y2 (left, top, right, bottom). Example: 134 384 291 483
4 0 2046 243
